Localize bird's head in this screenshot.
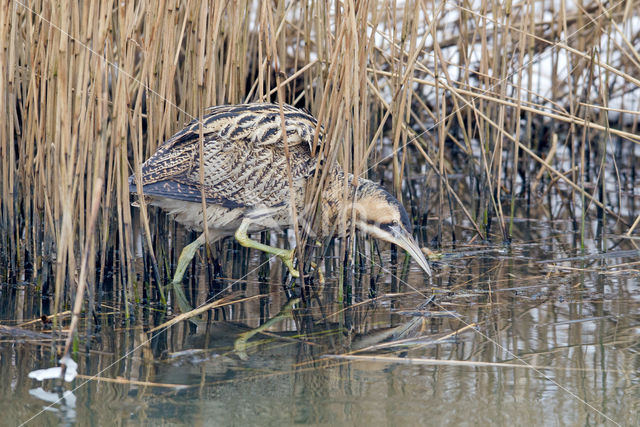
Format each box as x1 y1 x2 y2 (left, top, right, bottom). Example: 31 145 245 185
349 180 431 276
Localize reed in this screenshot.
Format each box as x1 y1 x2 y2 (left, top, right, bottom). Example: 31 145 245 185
1 1 638 314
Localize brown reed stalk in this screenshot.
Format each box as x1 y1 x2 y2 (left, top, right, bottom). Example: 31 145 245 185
2 0 639 316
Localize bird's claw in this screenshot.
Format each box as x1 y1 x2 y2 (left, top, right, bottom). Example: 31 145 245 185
278 249 299 278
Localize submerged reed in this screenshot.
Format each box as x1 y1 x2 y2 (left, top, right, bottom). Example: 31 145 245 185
1 1 638 313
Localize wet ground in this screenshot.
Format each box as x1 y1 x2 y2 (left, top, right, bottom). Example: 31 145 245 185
1 219 639 426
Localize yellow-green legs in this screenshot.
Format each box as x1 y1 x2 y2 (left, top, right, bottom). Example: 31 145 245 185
171 233 206 314
234 297 300 360
234 218 300 278
171 233 206 285
168 218 299 313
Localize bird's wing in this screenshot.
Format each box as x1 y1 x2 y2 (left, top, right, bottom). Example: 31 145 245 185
203 103 320 151
131 103 320 208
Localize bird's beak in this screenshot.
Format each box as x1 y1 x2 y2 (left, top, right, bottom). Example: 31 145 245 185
389 225 432 276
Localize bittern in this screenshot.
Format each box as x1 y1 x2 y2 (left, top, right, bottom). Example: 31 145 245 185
129 103 431 284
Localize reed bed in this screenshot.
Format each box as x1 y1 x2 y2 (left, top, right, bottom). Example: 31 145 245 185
1 0 639 313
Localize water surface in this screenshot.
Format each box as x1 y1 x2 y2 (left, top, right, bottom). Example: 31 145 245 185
1 220 639 426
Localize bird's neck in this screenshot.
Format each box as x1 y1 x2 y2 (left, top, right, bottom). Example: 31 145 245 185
318 168 376 235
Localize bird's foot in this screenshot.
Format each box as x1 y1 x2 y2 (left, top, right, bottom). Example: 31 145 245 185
171 234 205 285
169 234 206 314
278 248 299 278
235 219 300 278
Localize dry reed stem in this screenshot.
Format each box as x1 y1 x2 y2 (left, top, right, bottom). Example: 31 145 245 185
148 293 264 333
75 374 189 389
2 0 638 310
17 311 72 327
322 354 635 374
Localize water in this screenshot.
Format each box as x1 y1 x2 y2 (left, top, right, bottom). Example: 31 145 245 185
1 220 639 426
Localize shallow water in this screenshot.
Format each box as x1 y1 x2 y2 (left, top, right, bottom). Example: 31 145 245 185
1 219 639 426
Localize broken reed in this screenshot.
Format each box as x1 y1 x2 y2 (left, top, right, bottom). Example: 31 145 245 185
1 1 639 311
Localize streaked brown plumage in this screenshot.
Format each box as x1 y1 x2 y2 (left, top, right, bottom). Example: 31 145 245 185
129 103 431 280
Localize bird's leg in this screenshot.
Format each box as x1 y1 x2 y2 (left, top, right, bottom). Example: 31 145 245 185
234 218 300 278
172 233 206 285
169 233 207 314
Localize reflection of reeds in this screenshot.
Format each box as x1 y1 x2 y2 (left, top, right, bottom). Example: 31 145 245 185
1 1 639 312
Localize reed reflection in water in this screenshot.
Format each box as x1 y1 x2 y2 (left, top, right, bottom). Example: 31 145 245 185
2 218 638 426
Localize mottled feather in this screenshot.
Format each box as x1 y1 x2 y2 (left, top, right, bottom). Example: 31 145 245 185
130 103 321 209
129 103 432 275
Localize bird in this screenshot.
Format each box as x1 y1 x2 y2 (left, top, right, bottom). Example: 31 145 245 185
129 103 431 285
